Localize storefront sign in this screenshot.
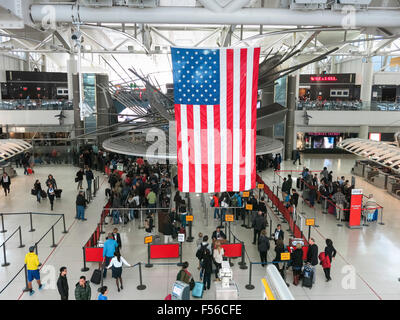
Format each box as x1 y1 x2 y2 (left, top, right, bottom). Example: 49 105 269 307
349 189 363 228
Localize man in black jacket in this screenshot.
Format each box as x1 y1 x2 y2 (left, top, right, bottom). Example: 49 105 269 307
290 189 299 208
112 228 122 253
273 224 284 244
0 172 11 196
211 227 226 241
306 237 319 284
76 191 88 221
252 211 266 245
57 266 69 300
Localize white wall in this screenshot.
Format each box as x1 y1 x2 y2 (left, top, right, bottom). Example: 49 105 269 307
0 110 74 126
295 110 400 127
0 53 23 72
374 72 400 85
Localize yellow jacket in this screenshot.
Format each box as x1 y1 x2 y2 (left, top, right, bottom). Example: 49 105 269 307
24 252 39 271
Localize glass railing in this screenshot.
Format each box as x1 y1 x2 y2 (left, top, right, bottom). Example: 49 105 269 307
296 101 400 111
0 100 73 110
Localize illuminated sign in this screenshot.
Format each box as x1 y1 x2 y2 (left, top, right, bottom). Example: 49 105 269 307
310 76 338 82
307 132 341 136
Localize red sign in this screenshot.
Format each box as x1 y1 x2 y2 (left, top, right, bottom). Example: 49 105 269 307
150 244 180 259
310 76 338 82
349 189 363 227
221 243 242 258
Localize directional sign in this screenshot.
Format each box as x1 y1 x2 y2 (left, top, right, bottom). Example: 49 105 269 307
243 192 250 198
306 218 315 226
225 214 234 222
280 252 290 261
246 204 253 211
144 236 153 244
258 184 264 189
186 215 193 222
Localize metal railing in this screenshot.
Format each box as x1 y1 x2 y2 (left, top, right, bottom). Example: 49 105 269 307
0 99 73 111
0 226 25 267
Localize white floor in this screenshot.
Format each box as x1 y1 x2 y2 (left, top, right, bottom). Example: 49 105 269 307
0 155 399 300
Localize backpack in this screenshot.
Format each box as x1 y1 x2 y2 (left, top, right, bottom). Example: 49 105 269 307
231 197 238 207
196 243 207 260
210 198 215 207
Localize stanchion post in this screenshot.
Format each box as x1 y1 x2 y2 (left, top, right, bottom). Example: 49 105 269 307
62 214 68 234
35 243 42 267
29 212 35 232
81 247 89 272
23 264 30 292
379 207 385 225
0 214 6 233
1 242 10 267
314 207 319 228
145 243 153 268
187 219 194 242
269 218 273 240
137 262 146 290
308 225 311 242
50 226 57 248
177 242 184 267
245 262 255 290
238 242 248 270
18 226 25 248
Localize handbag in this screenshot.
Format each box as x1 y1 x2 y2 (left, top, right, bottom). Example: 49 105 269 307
75 177 79 183
31 189 37 196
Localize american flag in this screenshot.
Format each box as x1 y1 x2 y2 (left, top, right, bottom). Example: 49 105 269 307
171 47 260 193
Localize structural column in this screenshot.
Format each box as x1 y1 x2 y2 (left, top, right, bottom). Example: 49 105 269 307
73 74 84 144
96 74 115 148
359 125 369 139
360 56 374 109
67 54 77 101
284 75 296 160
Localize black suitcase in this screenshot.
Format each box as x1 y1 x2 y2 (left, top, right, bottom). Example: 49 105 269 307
55 189 62 198
40 190 47 198
296 178 300 189
123 213 129 224
302 265 313 289
90 269 102 285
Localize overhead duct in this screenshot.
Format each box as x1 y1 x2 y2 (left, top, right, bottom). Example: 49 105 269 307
30 4 400 27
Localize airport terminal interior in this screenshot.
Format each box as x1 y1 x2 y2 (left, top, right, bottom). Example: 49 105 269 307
0 0 400 301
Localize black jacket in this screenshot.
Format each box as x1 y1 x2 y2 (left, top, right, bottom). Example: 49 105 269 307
281 180 290 194
258 201 267 214
258 235 270 253
0 176 11 187
291 248 304 269
85 170 94 181
34 182 42 191
290 193 299 207
76 194 87 207
325 245 337 263
212 230 226 240
273 245 285 262
307 244 319 266
112 232 122 249
201 254 213 274
76 170 84 181
273 229 284 241
252 215 266 231
57 275 69 299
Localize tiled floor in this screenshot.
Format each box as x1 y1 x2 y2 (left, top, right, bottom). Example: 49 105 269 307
0 154 399 300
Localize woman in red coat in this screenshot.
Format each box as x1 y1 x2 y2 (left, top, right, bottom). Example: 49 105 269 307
318 252 331 282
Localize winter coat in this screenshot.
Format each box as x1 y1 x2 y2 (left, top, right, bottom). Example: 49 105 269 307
76 170 84 181
258 235 270 253
75 281 91 300
318 252 331 269
252 215 266 231
57 275 69 299
201 254 213 275
291 248 304 269
307 244 319 266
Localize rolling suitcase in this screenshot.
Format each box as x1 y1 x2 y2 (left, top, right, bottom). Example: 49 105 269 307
90 269 102 285
296 178 300 189
192 281 204 298
302 264 313 289
55 189 62 198
40 190 47 198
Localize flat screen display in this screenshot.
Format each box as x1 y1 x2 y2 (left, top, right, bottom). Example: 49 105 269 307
313 136 335 149
369 133 381 141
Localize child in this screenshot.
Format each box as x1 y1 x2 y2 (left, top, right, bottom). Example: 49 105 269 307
98 286 108 300
318 251 331 282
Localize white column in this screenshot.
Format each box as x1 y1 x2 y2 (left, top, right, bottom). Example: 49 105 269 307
67 54 77 101
360 57 373 108
359 125 369 139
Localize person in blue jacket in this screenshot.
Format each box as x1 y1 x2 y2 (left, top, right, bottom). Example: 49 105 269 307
102 234 118 278
98 286 108 300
